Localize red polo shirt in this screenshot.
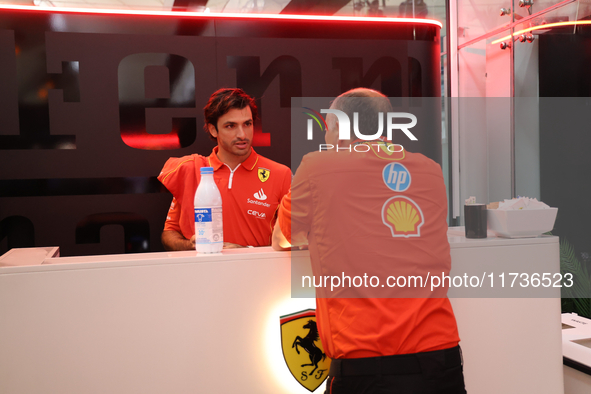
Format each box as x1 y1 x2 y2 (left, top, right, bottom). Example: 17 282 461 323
277 143 459 359
159 147 291 247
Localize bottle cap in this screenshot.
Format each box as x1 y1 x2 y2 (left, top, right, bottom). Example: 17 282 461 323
200 167 214 174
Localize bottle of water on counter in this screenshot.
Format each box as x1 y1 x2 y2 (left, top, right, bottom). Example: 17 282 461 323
194 167 223 253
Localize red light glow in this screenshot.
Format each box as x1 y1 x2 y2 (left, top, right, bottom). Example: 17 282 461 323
121 130 181 150
0 4 442 28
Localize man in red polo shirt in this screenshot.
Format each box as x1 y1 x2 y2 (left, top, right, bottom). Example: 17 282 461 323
272 88 465 393
158 88 291 250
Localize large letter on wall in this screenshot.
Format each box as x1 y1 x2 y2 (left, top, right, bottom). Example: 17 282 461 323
0 216 35 250
333 57 402 98
118 53 198 150
76 212 150 253
227 55 302 146
0 31 77 150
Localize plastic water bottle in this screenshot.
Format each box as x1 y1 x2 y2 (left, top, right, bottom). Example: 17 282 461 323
194 167 223 253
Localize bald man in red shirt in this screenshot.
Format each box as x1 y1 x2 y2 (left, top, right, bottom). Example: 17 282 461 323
273 88 465 394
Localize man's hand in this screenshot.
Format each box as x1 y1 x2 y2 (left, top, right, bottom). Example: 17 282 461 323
223 242 245 249
272 222 292 251
272 221 309 251
162 230 194 251
163 231 249 251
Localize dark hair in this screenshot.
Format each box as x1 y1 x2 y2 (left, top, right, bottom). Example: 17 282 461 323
203 88 258 140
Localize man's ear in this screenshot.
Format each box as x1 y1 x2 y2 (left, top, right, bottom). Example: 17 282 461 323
325 117 339 143
208 123 218 138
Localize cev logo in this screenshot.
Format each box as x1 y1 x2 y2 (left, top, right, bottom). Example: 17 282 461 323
382 163 411 192
248 210 266 219
306 109 418 141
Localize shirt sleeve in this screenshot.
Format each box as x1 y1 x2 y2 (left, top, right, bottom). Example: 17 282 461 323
271 167 293 230
277 190 292 242
277 156 312 245
163 197 182 233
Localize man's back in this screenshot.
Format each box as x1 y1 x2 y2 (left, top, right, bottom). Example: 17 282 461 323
286 144 459 358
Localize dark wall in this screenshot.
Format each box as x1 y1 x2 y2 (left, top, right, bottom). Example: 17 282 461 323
0 9 440 256
539 33 591 260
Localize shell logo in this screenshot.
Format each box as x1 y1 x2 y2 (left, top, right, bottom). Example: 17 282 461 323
381 196 424 237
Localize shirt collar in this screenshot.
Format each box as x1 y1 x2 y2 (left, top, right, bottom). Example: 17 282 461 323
208 146 259 171
351 139 405 161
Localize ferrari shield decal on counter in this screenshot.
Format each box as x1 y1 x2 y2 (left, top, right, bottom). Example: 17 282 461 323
280 309 331 392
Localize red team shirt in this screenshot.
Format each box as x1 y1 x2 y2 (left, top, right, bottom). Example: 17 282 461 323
278 143 460 359
159 147 292 247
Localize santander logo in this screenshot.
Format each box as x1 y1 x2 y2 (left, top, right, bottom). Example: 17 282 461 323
254 188 267 201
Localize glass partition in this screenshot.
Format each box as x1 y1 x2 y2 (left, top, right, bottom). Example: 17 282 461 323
454 0 587 212
454 0 591 317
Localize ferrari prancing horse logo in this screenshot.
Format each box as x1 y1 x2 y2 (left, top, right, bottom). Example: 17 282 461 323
258 167 270 182
280 309 331 392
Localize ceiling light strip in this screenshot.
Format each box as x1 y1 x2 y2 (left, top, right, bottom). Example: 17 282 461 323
0 4 442 28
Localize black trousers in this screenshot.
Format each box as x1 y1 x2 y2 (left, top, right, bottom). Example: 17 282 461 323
324 346 466 394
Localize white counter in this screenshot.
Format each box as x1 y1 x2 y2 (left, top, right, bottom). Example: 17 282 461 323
446 231 562 394
0 230 563 394
561 313 591 394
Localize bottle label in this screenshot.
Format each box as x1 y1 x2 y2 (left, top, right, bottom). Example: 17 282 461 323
195 208 213 223
194 207 223 245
